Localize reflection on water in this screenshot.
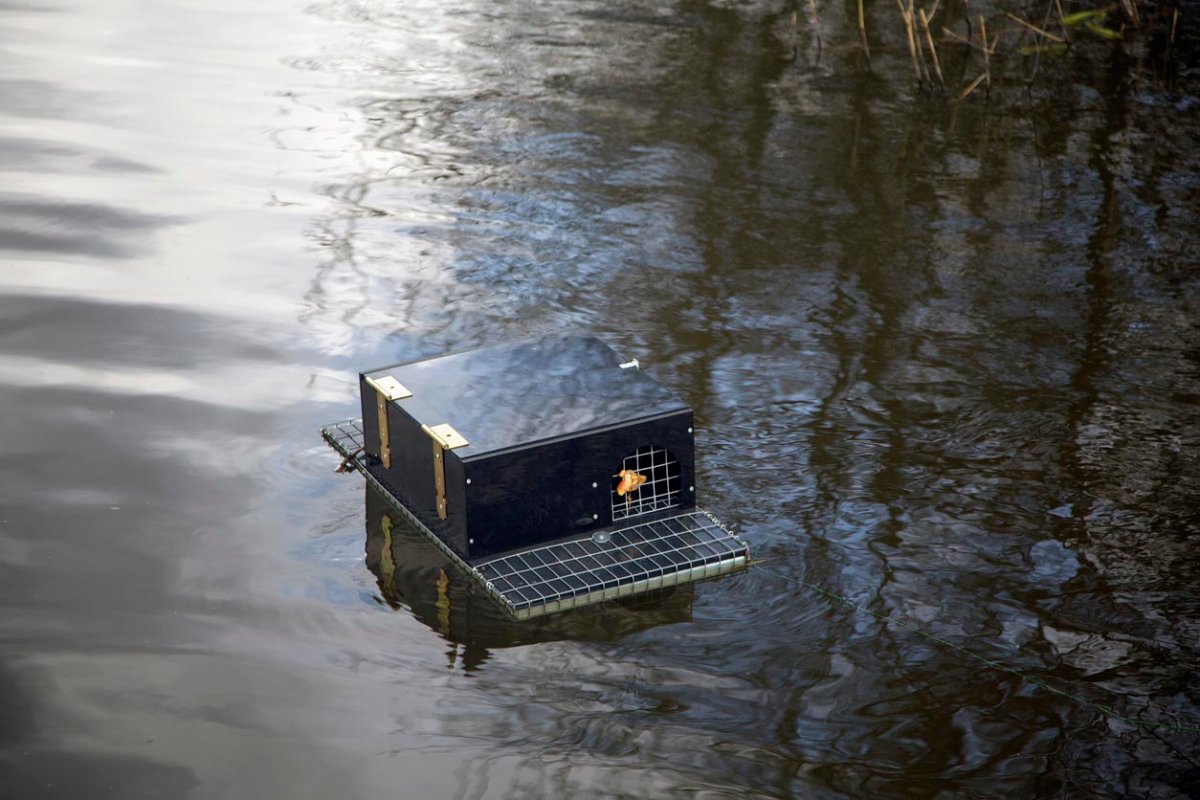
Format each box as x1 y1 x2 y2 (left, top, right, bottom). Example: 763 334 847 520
364 485 695 671
1 0 1197 796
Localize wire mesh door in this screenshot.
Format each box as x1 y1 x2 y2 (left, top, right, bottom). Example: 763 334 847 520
610 445 680 521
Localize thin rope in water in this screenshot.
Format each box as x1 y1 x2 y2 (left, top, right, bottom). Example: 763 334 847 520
752 560 1200 736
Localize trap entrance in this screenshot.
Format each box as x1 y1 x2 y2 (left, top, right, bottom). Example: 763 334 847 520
322 417 749 620
611 445 681 521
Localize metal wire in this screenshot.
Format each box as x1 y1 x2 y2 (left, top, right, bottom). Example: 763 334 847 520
322 417 365 462
611 445 681 520
478 512 746 612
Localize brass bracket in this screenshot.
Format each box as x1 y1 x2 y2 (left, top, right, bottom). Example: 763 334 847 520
365 375 412 401
375 389 391 468
422 423 468 520
424 423 469 450
366 375 411 469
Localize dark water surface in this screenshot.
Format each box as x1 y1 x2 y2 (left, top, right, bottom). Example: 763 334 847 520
2 0 1198 797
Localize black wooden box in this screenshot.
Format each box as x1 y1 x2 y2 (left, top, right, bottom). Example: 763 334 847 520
358 334 696 563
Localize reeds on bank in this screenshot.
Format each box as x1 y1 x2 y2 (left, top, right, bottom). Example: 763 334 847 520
793 0 1181 100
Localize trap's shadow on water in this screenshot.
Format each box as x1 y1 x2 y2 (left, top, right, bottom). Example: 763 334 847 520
362 484 694 669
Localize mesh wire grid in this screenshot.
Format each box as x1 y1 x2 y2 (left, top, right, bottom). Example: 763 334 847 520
476 511 745 615
322 417 365 460
610 445 681 521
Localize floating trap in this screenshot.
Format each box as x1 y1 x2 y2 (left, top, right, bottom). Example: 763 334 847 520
321 334 749 620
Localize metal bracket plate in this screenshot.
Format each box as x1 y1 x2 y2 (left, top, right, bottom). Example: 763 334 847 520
365 375 412 401
424 423 469 450
421 423 468 520
431 441 448 520
374 389 391 469
367 375 411 469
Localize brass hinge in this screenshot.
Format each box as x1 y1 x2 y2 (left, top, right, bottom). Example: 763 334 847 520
366 375 411 469
422 423 468 520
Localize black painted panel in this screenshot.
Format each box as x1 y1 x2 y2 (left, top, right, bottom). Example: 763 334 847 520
361 334 688 456
463 411 694 560
359 383 469 558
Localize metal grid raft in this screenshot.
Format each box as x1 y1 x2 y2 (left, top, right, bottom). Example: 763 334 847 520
321 418 749 620
323 417 365 460
477 511 742 619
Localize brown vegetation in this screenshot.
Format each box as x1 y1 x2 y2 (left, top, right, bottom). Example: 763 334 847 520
793 0 1184 99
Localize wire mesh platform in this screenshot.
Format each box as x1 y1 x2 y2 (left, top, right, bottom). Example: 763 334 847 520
321 418 750 620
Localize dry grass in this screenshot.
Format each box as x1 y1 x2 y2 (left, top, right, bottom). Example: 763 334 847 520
793 0 1174 98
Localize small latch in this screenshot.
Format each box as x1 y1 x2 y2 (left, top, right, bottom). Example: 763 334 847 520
422 423 469 520
619 358 640 370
